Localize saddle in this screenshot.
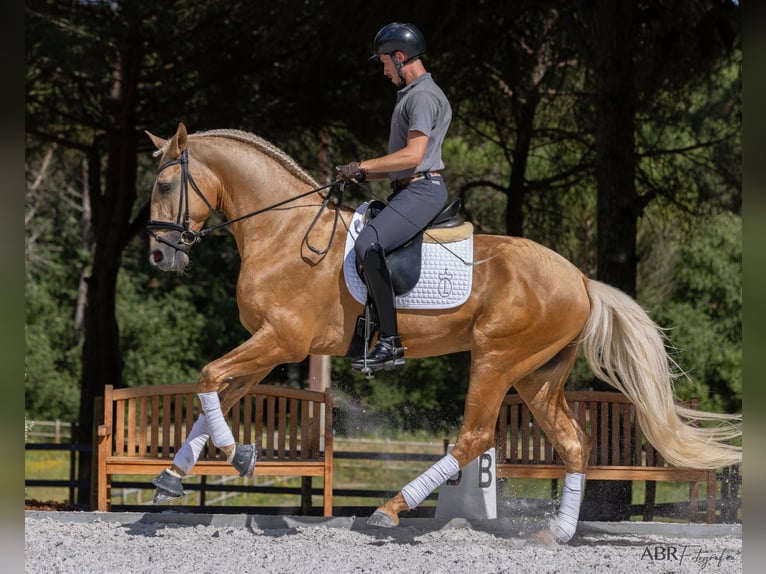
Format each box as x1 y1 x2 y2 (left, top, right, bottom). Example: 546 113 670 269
347 199 469 359
356 198 466 295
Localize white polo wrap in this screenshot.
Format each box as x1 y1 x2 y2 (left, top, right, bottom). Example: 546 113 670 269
401 453 460 509
551 472 586 543
172 414 209 474
198 392 235 448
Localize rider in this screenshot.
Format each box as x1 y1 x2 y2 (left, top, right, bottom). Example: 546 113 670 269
337 22 452 374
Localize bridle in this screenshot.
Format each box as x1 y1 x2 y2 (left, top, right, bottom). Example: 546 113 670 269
146 149 343 255
146 149 216 253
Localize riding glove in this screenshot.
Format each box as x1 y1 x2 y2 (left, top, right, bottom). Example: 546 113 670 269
336 162 367 183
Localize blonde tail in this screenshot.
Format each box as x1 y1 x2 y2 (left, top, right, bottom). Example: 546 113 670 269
581 279 741 470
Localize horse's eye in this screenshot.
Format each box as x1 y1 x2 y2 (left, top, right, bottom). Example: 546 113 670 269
158 182 172 195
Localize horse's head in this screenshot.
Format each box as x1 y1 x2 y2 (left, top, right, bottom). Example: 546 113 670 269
146 122 218 273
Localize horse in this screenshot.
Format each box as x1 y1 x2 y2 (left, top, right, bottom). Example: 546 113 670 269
145 122 741 543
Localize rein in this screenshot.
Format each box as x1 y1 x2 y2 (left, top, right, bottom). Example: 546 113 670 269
146 149 343 254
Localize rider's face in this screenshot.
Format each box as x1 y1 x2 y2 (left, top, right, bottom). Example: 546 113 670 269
379 53 403 87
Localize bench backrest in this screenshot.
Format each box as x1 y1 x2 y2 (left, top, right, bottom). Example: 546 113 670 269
495 391 698 468
102 383 332 462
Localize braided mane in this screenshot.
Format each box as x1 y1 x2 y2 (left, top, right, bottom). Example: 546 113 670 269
154 128 320 188
196 129 320 187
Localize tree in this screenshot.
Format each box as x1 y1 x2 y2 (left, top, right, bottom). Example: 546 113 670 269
572 0 740 520
437 1 593 239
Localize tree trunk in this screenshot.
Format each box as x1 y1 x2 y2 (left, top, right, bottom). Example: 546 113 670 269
505 99 537 237
579 0 638 522
77 4 142 507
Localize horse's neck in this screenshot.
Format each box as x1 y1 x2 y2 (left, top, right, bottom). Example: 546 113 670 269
207 148 338 257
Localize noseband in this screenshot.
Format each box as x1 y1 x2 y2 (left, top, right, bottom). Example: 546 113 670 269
146 148 344 255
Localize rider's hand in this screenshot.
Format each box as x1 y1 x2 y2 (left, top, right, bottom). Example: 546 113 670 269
336 162 367 183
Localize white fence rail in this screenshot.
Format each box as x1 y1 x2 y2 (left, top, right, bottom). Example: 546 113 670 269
26 420 73 444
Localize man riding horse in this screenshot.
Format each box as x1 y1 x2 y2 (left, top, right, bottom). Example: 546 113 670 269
337 22 452 374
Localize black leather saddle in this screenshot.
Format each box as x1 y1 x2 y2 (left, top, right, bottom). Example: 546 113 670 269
356 198 464 296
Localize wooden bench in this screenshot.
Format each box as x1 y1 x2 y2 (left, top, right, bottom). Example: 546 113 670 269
96 383 333 515
495 391 717 523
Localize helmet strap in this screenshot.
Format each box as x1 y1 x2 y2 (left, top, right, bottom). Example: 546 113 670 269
391 51 418 87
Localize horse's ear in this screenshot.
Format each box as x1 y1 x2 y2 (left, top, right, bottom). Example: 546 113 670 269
175 122 188 153
145 130 166 151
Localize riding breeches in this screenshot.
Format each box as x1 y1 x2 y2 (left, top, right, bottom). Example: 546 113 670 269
354 174 448 261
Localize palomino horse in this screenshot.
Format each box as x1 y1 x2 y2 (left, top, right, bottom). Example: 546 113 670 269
146 123 741 542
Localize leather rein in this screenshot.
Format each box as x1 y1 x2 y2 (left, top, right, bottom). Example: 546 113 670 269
146 149 344 256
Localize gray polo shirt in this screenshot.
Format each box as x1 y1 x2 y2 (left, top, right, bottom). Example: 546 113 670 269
387 73 452 181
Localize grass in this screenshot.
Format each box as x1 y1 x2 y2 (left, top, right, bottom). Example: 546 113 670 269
24 449 74 503
26 434 737 522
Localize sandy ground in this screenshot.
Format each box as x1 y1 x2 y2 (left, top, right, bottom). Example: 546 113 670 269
25 511 742 574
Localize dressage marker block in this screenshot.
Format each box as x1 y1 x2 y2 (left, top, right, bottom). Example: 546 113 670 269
435 445 497 520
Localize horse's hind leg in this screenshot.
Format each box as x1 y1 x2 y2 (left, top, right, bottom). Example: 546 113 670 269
368 339 589 540
367 357 519 527
513 341 590 543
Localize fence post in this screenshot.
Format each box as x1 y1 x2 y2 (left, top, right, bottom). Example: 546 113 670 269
301 476 312 514
90 397 103 510
69 421 78 504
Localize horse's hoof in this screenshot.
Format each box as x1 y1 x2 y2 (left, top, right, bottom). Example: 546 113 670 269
230 443 257 478
367 509 397 528
151 469 184 503
152 488 184 504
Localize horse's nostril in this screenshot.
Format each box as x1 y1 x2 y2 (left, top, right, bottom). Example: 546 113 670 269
152 251 163 263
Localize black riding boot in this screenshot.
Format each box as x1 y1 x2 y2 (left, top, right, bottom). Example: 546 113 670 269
351 243 405 374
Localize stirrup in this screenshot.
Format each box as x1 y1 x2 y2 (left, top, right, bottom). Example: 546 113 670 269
351 335 405 377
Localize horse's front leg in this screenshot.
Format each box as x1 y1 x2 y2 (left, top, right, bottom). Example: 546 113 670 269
152 327 304 503
151 367 273 503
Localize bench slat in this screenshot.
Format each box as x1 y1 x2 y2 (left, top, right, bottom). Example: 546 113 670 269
496 464 712 482
289 397 298 459
278 396 287 460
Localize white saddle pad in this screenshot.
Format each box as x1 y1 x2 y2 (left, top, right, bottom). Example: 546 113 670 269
343 203 474 310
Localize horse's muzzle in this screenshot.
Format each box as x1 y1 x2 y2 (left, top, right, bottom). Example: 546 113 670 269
148 231 190 273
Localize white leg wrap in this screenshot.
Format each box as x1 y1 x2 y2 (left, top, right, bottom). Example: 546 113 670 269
198 392 235 448
551 472 585 543
172 414 209 475
401 453 460 509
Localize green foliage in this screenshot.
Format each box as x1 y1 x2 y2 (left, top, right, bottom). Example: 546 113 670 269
646 213 742 412
116 271 207 388
442 136 509 235
25 281 81 421
636 56 741 216
330 353 469 436
649 213 742 413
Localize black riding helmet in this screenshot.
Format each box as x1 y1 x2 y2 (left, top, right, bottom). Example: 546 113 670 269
369 22 426 63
